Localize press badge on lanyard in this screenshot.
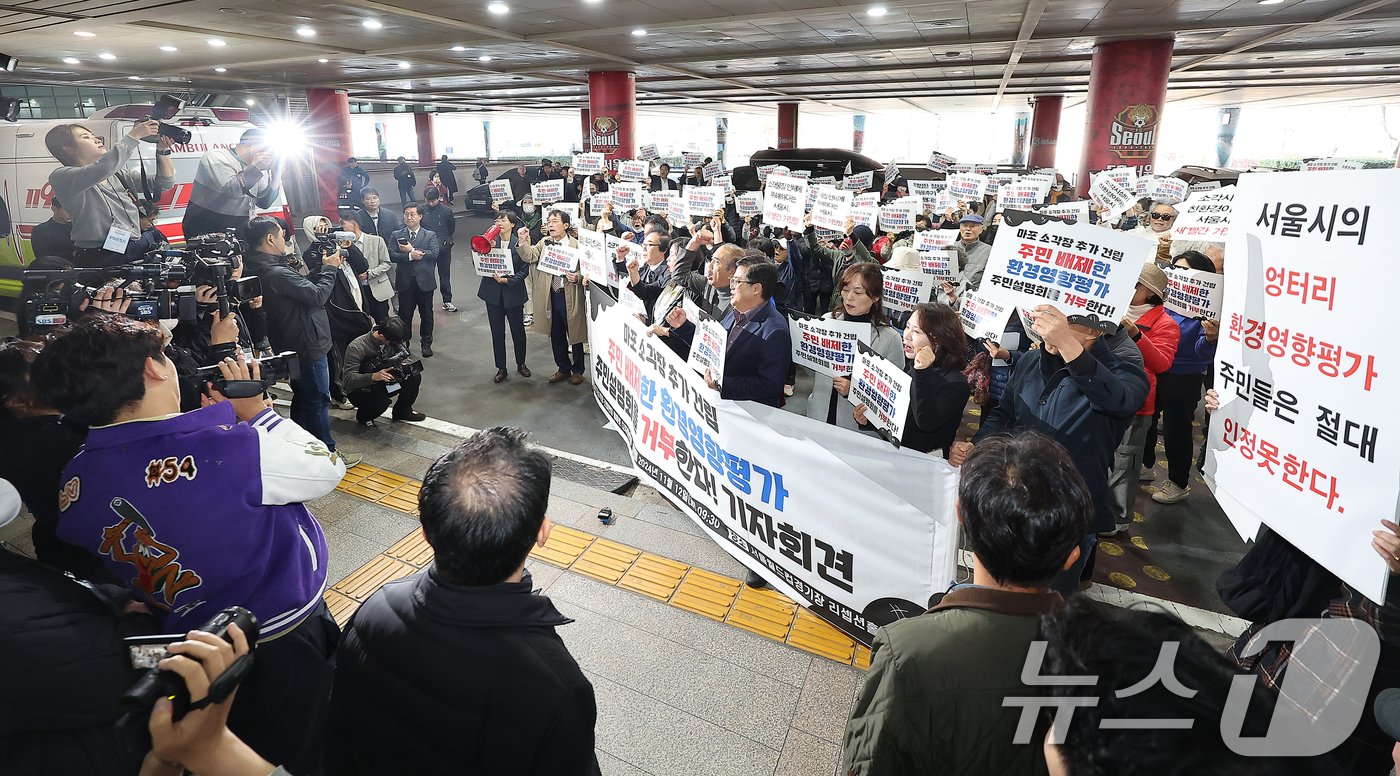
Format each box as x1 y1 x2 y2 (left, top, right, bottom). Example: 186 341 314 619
103 225 133 253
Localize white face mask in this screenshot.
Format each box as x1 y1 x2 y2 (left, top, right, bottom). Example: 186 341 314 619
1126 302 1154 321
523 205 535 214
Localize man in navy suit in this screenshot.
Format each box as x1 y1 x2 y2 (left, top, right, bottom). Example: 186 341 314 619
707 256 792 408
388 203 441 357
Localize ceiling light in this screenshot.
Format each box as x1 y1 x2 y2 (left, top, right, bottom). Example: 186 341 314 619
159 45 178 52
296 26 316 37
487 2 509 13
62 57 80 64
1257 0 1284 4
98 52 117 60
867 6 888 16
245 99 256 105
362 19 382 29
397 61 411 69
73 30 95 37
450 45 466 51
208 38 226 47
478 54 493 62
632 28 647 36
215 67 227 72
318 58 329 63
219 7 244 14
128 75 142 80
951 69 966 74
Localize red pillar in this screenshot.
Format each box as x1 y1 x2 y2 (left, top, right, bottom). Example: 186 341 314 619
777 102 799 149
587 71 635 166
305 88 353 217
580 108 591 152
1028 95 1063 170
1077 39 1173 189
414 112 435 166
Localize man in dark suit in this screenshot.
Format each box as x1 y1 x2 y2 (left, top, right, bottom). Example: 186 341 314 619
650 163 679 192
388 203 441 357
356 189 402 239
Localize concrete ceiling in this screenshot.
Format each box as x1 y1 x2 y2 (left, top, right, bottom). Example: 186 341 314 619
1 0 1398 113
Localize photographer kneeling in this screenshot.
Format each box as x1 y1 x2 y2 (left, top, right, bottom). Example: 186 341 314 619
31 315 345 775
342 317 425 427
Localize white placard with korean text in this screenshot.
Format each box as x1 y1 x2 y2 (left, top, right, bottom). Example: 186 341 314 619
611 182 643 210
947 173 988 202
878 200 918 233
682 150 704 169
843 170 874 191
849 205 877 232
1172 185 1236 241
573 153 605 175
998 183 1044 213
608 235 644 287
538 242 580 277
811 186 853 232
1302 158 1364 172
686 185 724 218
909 179 947 212
489 179 514 205
546 202 579 226
1163 268 1224 320
849 344 912 440
617 160 650 182
958 290 1014 342
639 143 660 161
919 248 957 280
1033 201 1089 224
686 314 727 382
790 314 872 378
927 151 956 174
646 190 674 214
881 268 934 313
531 179 564 203
1209 169 1394 605
474 247 513 277
914 228 957 250
588 192 612 218
1090 174 1138 220
1148 176 1189 205
703 159 726 180
763 174 808 232
577 228 610 286
667 194 687 226
735 192 763 218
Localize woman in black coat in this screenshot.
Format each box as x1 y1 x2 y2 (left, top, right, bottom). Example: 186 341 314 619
477 209 532 383
435 155 459 204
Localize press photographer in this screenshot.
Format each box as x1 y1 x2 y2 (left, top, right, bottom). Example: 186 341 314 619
299 216 370 410
30 315 345 775
341 316 425 427
46 119 174 268
183 128 282 241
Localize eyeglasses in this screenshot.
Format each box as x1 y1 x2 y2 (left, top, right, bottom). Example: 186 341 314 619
1149 212 1176 221
731 277 759 286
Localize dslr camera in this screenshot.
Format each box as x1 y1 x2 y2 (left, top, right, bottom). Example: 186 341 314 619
368 342 423 383
313 230 355 259
143 94 194 145
192 351 299 398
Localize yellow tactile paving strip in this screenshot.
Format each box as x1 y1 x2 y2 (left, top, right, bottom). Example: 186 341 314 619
331 463 871 670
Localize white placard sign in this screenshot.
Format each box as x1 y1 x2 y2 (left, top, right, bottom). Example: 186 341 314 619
588 192 612 217
1148 176 1190 205
913 228 957 250
881 268 934 313
980 210 1150 326
998 183 1045 213
883 160 900 183
1089 174 1138 220
611 182 643 210
617 160 650 182
842 170 874 191
607 235 643 287
531 178 564 203
489 179 514 205
762 174 808 232
686 185 724 218
852 192 880 209
958 290 1014 342
1172 185 1236 241
638 143 660 161
686 315 727 381
947 173 988 202
703 159 726 180
919 248 957 279
474 247 514 277
878 200 917 233
618 284 648 318
1163 267 1223 320
985 173 1017 196
667 194 687 226
849 345 913 440
811 186 853 232
1209 169 1393 605
712 174 734 195
1033 201 1090 224
573 152 605 175
1302 158 1364 172
973 163 998 176
926 151 956 174
681 150 704 169
909 179 946 211
577 228 610 285
735 192 763 217
790 315 872 378
1190 180 1222 193
849 205 877 231
538 242 580 277
645 190 674 214
757 163 785 183
546 202 578 226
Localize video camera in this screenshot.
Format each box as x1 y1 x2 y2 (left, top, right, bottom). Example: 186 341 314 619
312 230 356 260
368 342 423 383
193 350 299 398
143 94 193 145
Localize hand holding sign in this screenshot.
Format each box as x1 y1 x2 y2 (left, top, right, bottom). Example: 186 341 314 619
1029 305 1081 361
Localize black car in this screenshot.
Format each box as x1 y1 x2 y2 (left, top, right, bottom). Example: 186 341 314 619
732 147 887 191
462 165 546 215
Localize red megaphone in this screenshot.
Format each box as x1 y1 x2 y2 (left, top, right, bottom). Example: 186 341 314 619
471 224 501 254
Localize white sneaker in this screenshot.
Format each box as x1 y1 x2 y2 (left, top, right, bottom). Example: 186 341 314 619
1139 467 1156 481
523 313 535 326
783 384 795 397
443 302 458 313
1152 481 1190 504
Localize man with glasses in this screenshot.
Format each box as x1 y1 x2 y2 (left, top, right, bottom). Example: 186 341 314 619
1130 201 1178 263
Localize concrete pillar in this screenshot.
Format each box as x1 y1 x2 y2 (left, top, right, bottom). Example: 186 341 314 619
587 71 636 166
305 88 354 217
414 112 435 165
777 102 799 149
580 108 591 152
1216 107 1241 168
1028 95 1063 170
1077 39 1173 188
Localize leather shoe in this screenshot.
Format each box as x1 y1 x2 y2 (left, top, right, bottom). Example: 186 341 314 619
421 344 434 358
548 371 568 383
392 410 427 422
517 364 532 378
569 373 584 385
744 571 768 589
494 369 508 383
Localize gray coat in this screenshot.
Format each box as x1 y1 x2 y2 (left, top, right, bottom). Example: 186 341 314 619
803 315 905 433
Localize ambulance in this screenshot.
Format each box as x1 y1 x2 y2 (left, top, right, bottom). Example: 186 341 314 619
0 103 295 297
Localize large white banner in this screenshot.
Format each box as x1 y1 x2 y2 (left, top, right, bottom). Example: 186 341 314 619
1172 185 1236 242
763 173 808 232
882 268 935 313
588 291 960 646
1163 267 1223 320
849 343 912 441
811 186 853 232
790 312 872 378
1208 170 1394 604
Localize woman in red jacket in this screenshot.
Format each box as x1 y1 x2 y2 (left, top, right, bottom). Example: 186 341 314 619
1103 262 1180 536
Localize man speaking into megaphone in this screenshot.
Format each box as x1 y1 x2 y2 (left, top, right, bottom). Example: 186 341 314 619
474 209 532 384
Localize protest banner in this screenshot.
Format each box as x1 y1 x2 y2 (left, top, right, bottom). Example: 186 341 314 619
979 209 1149 326
1134 175 1152 197
849 342 912 440
686 314 727 382
538 242 579 277
878 200 917 233
849 205 877 231
686 185 724 218
788 168 812 180
958 290 1013 342
883 160 900 183
1302 158 1364 172
735 192 763 217
588 192 612 217
882 268 934 313
811 176 837 187
576 228 609 285
1148 176 1189 205
587 291 961 645
617 283 648 319
842 170 874 191
972 163 997 176
789 312 872 377
646 189 674 214
1190 180 1222 192
811 186 853 231
473 246 513 278
667 194 686 226
947 173 988 202
639 143 660 161
703 159 726 180
531 178 563 203
1172 185 1235 241
489 179 513 205
998 183 1044 213
913 228 957 250
985 173 1017 196
607 235 642 287
1208 169 1393 605
611 182 642 210
909 179 946 211
1099 166 1137 191
573 152 605 174
852 192 880 208
546 202 578 226
1163 267 1223 320
763 173 808 232
713 174 734 195
757 163 786 183
1089 174 1138 220
617 160 650 182
926 151 956 174
805 184 820 212
1033 201 1089 224
919 247 957 280
681 150 704 169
